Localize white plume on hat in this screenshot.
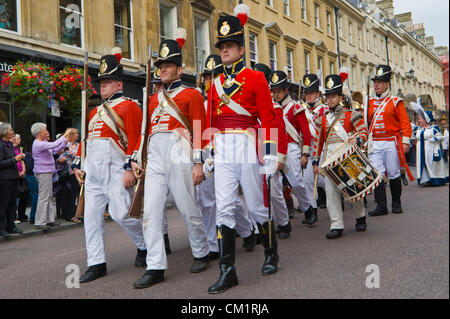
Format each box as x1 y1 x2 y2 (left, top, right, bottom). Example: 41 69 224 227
175 27 187 49
111 47 123 63
339 66 350 83
234 4 250 27
316 69 324 93
410 97 430 123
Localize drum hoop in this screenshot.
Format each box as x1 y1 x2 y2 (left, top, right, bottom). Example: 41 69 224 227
321 144 356 169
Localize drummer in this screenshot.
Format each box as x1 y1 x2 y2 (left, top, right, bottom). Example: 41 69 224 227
312 74 369 239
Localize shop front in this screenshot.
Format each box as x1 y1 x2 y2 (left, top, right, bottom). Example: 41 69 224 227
0 43 145 152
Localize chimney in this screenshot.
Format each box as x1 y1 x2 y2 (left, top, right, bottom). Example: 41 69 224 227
414 23 426 42
377 0 394 20
395 12 413 32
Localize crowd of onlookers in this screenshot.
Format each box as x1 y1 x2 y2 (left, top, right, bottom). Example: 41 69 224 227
0 121 81 239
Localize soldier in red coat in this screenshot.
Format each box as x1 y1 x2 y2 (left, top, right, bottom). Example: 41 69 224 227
72 49 147 283
365 65 413 216
312 74 369 239
206 9 280 294
130 35 210 289
254 64 291 240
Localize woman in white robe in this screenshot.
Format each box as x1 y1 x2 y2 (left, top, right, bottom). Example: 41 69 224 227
415 111 449 186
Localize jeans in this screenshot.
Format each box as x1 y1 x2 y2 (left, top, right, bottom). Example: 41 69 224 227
25 175 39 222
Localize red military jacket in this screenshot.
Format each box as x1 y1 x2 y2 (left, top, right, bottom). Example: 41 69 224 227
74 93 142 168
272 101 288 164
366 91 414 180
279 95 312 155
366 91 412 144
146 80 206 150
312 104 368 162
206 59 277 157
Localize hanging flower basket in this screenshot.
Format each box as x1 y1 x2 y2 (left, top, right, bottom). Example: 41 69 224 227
52 65 96 118
0 61 55 116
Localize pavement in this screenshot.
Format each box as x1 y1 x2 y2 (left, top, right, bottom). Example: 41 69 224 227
0 209 112 242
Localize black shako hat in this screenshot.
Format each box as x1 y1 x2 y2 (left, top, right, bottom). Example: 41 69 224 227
270 70 289 90
324 74 343 95
303 74 320 93
215 4 249 48
203 54 223 75
253 63 272 84
154 39 183 68
371 64 392 82
215 15 244 48
96 47 123 82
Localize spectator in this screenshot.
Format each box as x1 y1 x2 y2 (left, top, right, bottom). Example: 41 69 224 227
31 122 70 230
24 151 38 224
11 134 29 223
0 122 25 238
59 128 81 223
414 111 449 186
441 119 449 162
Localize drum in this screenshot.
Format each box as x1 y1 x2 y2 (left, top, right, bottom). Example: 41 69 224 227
320 143 382 202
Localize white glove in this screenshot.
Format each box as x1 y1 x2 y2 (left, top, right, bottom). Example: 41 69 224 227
203 158 214 176
262 155 278 175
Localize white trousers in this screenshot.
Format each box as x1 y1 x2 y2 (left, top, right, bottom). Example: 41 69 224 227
198 172 255 253
214 134 269 228
324 143 365 230
84 139 146 267
143 133 209 270
284 143 316 212
368 140 401 179
268 171 290 227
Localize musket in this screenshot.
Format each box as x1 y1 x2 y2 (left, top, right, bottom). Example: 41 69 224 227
267 174 273 248
75 51 89 218
205 60 216 178
128 44 152 219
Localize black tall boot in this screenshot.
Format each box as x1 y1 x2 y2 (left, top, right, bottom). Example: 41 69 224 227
390 177 403 214
285 194 296 219
368 181 388 216
257 221 279 275
302 205 318 225
208 225 239 294
317 187 327 208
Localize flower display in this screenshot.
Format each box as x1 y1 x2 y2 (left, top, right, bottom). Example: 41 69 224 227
1 61 96 118
52 65 95 117
0 61 54 115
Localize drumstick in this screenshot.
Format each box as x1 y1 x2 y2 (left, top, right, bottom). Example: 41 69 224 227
331 132 361 156
313 172 319 200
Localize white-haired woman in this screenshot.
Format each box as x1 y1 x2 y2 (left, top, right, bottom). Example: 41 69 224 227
31 123 71 230
0 122 25 238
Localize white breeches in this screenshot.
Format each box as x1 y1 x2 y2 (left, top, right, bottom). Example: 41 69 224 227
268 171 290 227
198 172 255 252
368 140 401 179
324 143 365 230
84 139 146 267
284 143 316 212
214 134 270 228
143 133 209 270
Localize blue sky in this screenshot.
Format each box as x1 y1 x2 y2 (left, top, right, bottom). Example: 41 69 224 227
393 0 449 47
